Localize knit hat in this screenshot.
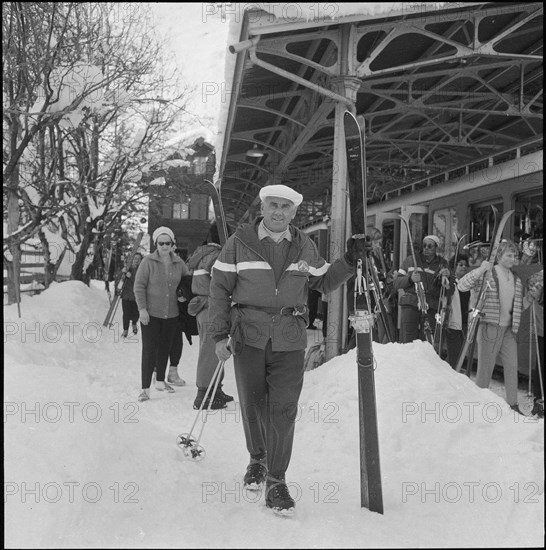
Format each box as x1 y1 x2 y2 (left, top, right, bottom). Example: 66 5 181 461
259 184 303 206
152 226 175 244
423 235 440 247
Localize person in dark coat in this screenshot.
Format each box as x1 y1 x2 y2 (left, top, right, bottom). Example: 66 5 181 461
120 252 143 338
394 235 454 344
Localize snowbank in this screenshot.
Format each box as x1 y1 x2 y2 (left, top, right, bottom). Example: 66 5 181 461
4 281 543 548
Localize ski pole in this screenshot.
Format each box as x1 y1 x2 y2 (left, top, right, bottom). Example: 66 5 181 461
528 306 534 398
531 302 544 407
177 336 232 460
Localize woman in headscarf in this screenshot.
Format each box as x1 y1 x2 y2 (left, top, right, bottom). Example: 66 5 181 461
134 227 190 402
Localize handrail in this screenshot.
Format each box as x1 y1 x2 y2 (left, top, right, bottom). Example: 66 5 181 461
381 136 543 201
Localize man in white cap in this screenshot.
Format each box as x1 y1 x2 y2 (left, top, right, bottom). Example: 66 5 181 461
209 184 369 516
394 234 453 344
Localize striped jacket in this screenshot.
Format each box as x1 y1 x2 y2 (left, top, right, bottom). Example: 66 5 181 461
209 219 353 352
186 243 222 316
457 266 523 333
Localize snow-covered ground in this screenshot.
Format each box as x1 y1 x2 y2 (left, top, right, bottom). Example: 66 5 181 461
4 281 544 548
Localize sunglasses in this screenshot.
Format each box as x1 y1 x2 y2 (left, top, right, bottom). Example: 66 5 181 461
157 241 173 246
423 243 437 249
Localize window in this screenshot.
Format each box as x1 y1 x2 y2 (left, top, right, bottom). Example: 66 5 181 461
172 201 189 219
469 200 503 243
190 193 208 220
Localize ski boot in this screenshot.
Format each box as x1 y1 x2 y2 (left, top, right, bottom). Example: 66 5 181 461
216 385 233 403
193 388 226 410
265 475 295 516
243 455 267 490
531 398 544 418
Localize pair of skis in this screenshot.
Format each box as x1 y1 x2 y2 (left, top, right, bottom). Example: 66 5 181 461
398 215 435 345
102 232 144 328
433 233 467 356
344 111 383 514
201 179 229 246
454 207 515 373
367 259 395 343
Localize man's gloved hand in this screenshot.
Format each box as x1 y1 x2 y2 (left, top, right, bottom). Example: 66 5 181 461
345 234 373 264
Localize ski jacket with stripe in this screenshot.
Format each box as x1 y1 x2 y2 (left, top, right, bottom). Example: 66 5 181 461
209 219 353 352
457 266 523 333
393 253 453 311
186 243 222 316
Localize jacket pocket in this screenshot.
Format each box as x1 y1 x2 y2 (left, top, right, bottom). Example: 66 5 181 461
188 295 208 316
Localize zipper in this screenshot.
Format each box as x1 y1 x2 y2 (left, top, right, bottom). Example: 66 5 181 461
235 232 303 301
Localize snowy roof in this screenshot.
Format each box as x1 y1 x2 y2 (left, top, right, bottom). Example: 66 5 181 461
215 2 456 172
214 2 542 225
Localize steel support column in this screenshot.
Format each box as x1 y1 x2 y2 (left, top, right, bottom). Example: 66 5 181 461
324 23 361 361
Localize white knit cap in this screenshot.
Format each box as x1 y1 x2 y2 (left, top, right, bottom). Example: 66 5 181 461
423 235 440 247
152 226 175 244
259 184 303 207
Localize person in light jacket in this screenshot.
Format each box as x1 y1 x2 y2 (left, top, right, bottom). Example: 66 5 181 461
134 226 190 402
458 241 524 414
444 254 470 368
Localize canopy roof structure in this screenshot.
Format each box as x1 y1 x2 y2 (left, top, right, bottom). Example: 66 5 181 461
217 2 543 227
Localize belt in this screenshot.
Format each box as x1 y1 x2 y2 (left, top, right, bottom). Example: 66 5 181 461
236 304 308 317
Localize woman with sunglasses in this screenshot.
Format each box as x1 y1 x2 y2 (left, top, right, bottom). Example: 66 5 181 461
394 235 453 344
134 226 190 402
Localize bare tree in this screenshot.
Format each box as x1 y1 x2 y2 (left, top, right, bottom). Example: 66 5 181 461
3 2 194 298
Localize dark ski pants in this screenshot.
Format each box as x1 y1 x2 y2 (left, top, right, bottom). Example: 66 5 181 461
122 300 139 331
399 305 436 344
532 335 544 401
140 316 179 388
233 342 305 479
445 328 465 369
169 318 184 366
